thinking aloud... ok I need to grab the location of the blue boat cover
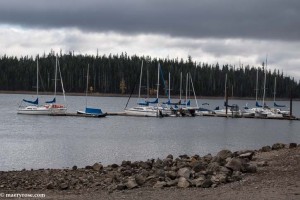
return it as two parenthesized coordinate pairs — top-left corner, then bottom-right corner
(256, 101), (263, 107)
(45, 97), (56, 104)
(23, 98), (39, 105)
(180, 100), (190, 106)
(85, 107), (103, 115)
(163, 99), (181, 105)
(274, 102), (286, 107)
(138, 98), (158, 106)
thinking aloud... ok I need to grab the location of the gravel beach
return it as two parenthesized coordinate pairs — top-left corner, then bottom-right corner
(0, 143), (299, 200)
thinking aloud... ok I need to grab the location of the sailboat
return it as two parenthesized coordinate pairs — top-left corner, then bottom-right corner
(18, 56), (68, 115)
(44, 55), (67, 114)
(124, 62), (162, 117)
(254, 58), (283, 118)
(213, 73), (241, 117)
(271, 77), (289, 116)
(77, 64), (107, 117)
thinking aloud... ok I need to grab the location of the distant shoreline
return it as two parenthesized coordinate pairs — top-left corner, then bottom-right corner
(0, 90), (297, 101)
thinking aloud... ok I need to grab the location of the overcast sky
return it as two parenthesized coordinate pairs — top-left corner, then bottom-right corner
(1, 0), (300, 79)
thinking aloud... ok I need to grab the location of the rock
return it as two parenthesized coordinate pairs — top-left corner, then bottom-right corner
(225, 158), (243, 171)
(46, 182), (54, 189)
(166, 179), (178, 187)
(153, 181), (167, 188)
(238, 152), (255, 160)
(165, 171), (177, 180)
(245, 164), (257, 173)
(207, 162), (221, 173)
(261, 146), (272, 152)
(60, 182), (69, 190)
(179, 154), (189, 159)
(135, 174), (146, 185)
(192, 162), (206, 173)
(121, 161), (131, 167)
(201, 179), (213, 188)
(126, 178), (138, 189)
(289, 143), (297, 148)
(177, 167), (191, 179)
(192, 176), (205, 187)
(216, 149), (233, 160)
(228, 171), (242, 182)
(72, 165), (78, 170)
(111, 164), (119, 168)
(177, 177), (190, 188)
(116, 184), (126, 190)
(166, 154), (174, 160)
(92, 163), (103, 171)
(272, 143), (286, 150)
(122, 170), (132, 176)
(211, 173), (227, 184)
(155, 169), (165, 177)
(87, 175), (94, 182)
(139, 161), (151, 169)
(12, 181), (18, 187)
(104, 178), (113, 184)
(257, 161), (268, 167)
(85, 165), (93, 169)
(203, 153), (213, 162)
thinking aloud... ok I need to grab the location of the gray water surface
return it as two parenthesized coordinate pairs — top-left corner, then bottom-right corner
(0, 93), (299, 171)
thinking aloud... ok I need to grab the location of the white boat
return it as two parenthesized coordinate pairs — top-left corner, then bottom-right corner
(214, 74), (242, 117)
(18, 55), (67, 115)
(125, 62), (162, 117)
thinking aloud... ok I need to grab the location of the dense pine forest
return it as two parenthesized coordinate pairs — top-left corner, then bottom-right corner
(0, 51), (299, 99)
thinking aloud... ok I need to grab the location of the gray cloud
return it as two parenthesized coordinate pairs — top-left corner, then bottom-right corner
(1, 0), (300, 41)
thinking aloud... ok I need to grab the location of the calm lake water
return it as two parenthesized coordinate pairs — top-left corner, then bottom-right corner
(0, 93), (300, 171)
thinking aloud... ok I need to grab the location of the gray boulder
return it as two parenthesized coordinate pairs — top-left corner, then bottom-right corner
(177, 167), (191, 179)
(177, 177), (190, 188)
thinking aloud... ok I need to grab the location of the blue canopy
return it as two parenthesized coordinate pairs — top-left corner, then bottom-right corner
(45, 97), (56, 104)
(274, 102), (286, 108)
(23, 98), (38, 105)
(85, 107), (103, 115)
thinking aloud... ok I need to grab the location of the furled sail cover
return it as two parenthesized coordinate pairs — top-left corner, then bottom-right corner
(23, 98), (39, 105)
(45, 97), (56, 104)
(274, 102), (286, 107)
(255, 101), (263, 107)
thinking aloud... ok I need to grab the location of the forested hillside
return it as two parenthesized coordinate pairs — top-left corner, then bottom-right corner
(0, 51), (299, 98)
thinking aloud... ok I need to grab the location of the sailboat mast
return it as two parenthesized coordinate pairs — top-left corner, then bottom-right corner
(54, 55), (58, 98)
(138, 61), (143, 100)
(190, 72), (198, 108)
(180, 72), (182, 101)
(37, 56), (39, 98)
(225, 73), (227, 102)
(156, 63), (160, 116)
(86, 64), (90, 108)
(157, 63), (160, 100)
(255, 69), (258, 102)
(262, 57), (267, 109)
(274, 77), (277, 103)
(185, 73), (188, 106)
(168, 72), (171, 100)
(147, 66), (149, 99)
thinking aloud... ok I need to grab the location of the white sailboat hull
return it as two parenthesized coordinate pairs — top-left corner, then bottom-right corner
(124, 106), (159, 117)
(17, 105), (67, 115)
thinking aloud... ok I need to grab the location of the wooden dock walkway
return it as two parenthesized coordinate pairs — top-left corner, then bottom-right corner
(48, 112), (300, 121)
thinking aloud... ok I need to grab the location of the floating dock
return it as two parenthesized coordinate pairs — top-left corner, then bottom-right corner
(49, 112), (300, 120)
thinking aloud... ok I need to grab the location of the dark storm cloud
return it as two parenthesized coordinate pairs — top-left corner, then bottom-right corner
(1, 0), (300, 40)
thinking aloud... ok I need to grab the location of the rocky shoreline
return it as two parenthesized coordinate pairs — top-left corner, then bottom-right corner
(0, 143), (299, 196)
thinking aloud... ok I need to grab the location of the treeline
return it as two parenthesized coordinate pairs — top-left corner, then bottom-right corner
(0, 51), (299, 99)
